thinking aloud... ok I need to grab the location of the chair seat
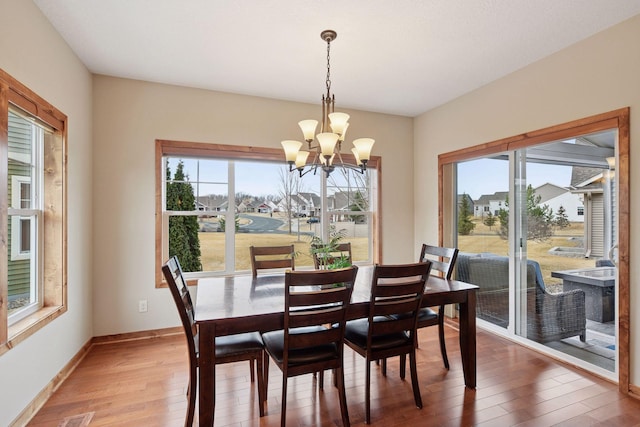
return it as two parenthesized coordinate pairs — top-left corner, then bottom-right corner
(417, 307), (438, 322)
(215, 332), (264, 357)
(345, 318), (410, 350)
(390, 307), (438, 322)
(263, 326), (338, 365)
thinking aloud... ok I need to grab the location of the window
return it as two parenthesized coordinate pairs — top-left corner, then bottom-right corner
(155, 140), (380, 285)
(578, 206), (585, 216)
(439, 108), (630, 388)
(10, 176), (33, 260)
(1, 69), (67, 353)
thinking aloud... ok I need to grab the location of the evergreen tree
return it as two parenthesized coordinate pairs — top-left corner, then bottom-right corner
(166, 161), (202, 272)
(458, 194), (476, 235)
(483, 211), (497, 230)
(498, 185), (554, 242)
(555, 205), (570, 228)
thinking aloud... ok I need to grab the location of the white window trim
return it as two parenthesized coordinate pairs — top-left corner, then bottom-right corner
(10, 175), (32, 261)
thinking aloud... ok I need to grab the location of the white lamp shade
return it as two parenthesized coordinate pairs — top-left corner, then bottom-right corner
(337, 123), (349, 141)
(295, 151), (310, 168)
(351, 147), (361, 166)
(298, 120), (318, 141)
(316, 132), (339, 157)
(281, 140), (303, 162)
(329, 112), (350, 136)
(352, 138), (375, 162)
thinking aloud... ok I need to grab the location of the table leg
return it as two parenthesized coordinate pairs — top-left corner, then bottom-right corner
(458, 289), (477, 388)
(199, 324), (215, 426)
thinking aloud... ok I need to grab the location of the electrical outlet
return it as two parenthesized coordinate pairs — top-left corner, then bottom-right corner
(138, 299), (148, 313)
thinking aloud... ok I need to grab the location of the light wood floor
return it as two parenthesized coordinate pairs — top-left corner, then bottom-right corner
(28, 325), (640, 427)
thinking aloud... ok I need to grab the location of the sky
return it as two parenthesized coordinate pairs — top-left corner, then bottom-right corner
(168, 155), (582, 202)
(457, 158), (574, 200)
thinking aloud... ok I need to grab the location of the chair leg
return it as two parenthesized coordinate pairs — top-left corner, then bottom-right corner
(438, 306), (450, 369)
(263, 351), (270, 403)
(381, 358), (387, 376)
(319, 370), (324, 389)
(399, 354), (406, 380)
(365, 360), (371, 424)
(337, 366), (351, 427)
(185, 366), (197, 427)
(249, 358), (255, 382)
(409, 350), (422, 409)
(256, 353), (265, 417)
(280, 375), (288, 427)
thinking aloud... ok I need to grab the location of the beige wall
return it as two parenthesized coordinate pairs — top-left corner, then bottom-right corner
(414, 15), (640, 388)
(0, 0), (94, 425)
(91, 76), (414, 336)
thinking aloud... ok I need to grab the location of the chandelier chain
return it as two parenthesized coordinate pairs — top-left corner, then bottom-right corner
(326, 37), (331, 95)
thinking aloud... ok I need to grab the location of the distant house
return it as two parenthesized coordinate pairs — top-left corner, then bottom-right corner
(196, 194), (228, 212)
(535, 182), (584, 223)
(570, 166), (612, 258)
(275, 192), (320, 217)
(472, 192), (506, 217)
(256, 200), (277, 214)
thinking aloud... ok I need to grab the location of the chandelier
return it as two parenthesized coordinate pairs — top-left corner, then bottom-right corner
(281, 30), (375, 176)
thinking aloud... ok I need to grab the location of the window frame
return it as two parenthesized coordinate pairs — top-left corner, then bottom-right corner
(155, 139), (382, 286)
(0, 68), (67, 355)
(10, 175), (34, 261)
(438, 108), (630, 394)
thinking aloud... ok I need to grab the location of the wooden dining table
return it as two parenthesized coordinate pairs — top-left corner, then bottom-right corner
(195, 265), (478, 426)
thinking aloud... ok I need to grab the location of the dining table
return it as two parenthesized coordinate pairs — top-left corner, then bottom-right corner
(194, 265), (478, 426)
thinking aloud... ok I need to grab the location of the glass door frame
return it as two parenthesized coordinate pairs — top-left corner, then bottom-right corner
(438, 108), (630, 393)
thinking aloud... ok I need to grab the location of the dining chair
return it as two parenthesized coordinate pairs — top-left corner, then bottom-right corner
(312, 242), (352, 269)
(250, 245), (295, 277)
(344, 262), (431, 424)
(261, 266), (358, 427)
(415, 244), (459, 369)
(162, 256), (267, 426)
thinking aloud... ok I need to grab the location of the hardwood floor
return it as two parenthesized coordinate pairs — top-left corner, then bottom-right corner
(28, 325), (640, 427)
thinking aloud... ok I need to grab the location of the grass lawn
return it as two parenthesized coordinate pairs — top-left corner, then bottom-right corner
(197, 214), (370, 273)
(459, 219), (594, 287)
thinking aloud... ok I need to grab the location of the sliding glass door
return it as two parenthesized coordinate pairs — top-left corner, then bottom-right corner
(452, 131), (618, 376)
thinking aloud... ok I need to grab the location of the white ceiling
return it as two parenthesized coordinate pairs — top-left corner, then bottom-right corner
(34, 0), (640, 117)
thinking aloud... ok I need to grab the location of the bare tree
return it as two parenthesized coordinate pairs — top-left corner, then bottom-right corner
(277, 167), (302, 234)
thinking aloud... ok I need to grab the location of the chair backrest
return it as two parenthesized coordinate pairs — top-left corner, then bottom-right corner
(250, 245), (295, 277)
(419, 244), (459, 279)
(367, 262), (431, 348)
(312, 242), (352, 269)
(283, 266), (358, 367)
(162, 256), (198, 361)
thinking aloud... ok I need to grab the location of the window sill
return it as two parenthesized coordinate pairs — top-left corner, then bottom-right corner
(1, 305), (66, 356)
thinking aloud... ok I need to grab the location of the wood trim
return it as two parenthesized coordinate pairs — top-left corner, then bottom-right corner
(438, 108), (631, 394)
(0, 69), (66, 132)
(2, 306), (66, 356)
(156, 139), (381, 168)
(12, 327), (182, 426)
(438, 109), (626, 164)
(630, 383), (640, 401)
(91, 326), (183, 345)
(0, 81), (8, 346)
(9, 338), (92, 427)
(617, 107), (631, 394)
(0, 68), (68, 352)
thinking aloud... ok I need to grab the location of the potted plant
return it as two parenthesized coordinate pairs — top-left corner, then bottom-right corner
(309, 227), (351, 270)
